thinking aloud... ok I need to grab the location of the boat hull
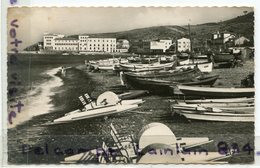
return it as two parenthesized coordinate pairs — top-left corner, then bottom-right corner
(124, 68), (199, 80)
(122, 74), (219, 95)
(178, 85), (255, 98)
(213, 53), (234, 63)
(53, 104), (139, 123)
(118, 62), (175, 72)
(176, 62), (213, 73)
(184, 97), (254, 104)
(175, 110), (254, 122)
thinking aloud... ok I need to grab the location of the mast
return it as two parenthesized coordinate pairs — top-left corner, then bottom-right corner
(188, 23), (194, 63)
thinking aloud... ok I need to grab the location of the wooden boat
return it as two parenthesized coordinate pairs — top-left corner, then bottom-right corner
(178, 85), (255, 98)
(118, 61), (175, 72)
(89, 58), (128, 71)
(173, 107), (254, 122)
(179, 59), (208, 65)
(174, 103), (254, 112)
(176, 62), (213, 73)
(127, 56), (158, 63)
(213, 61), (233, 68)
(184, 97), (254, 104)
(123, 68), (200, 80)
(122, 74), (219, 95)
(213, 53), (234, 63)
(177, 102), (254, 108)
(52, 91), (144, 124)
(118, 90), (149, 99)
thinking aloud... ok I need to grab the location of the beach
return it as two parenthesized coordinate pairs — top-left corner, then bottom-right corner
(7, 54), (254, 164)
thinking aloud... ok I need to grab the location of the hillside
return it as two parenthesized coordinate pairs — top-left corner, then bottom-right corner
(24, 12), (254, 51)
(70, 25), (189, 41)
(78, 12), (254, 42)
(187, 12), (254, 41)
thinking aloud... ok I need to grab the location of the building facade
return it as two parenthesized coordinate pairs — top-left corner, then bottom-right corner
(177, 37), (191, 52)
(150, 40), (173, 53)
(53, 37), (79, 51)
(43, 33), (65, 50)
(80, 36), (116, 52)
(43, 34), (117, 52)
(212, 31), (236, 44)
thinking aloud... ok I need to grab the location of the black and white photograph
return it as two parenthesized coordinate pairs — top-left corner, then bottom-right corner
(6, 6), (255, 164)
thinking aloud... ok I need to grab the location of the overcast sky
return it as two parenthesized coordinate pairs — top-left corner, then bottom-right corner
(7, 7), (253, 50)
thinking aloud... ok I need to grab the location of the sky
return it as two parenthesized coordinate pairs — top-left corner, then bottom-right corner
(7, 7), (253, 50)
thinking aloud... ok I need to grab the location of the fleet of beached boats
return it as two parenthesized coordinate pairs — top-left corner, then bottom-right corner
(52, 53), (254, 163)
(172, 97), (254, 122)
(83, 55), (254, 123)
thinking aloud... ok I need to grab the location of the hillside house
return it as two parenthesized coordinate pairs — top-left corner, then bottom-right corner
(211, 31), (236, 51)
(150, 39), (173, 53)
(177, 38), (191, 52)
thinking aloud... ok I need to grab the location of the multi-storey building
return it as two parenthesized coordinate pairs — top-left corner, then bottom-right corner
(177, 37), (191, 52)
(79, 35), (117, 52)
(53, 37), (79, 51)
(43, 33), (65, 50)
(43, 34), (117, 52)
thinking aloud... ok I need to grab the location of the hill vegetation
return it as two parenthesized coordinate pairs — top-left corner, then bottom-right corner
(24, 12), (254, 51)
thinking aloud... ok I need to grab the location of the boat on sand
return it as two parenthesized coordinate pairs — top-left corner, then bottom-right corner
(178, 85), (255, 98)
(173, 106), (254, 122)
(52, 91), (144, 124)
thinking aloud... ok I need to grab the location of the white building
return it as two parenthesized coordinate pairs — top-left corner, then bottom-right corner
(177, 38), (191, 52)
(212, 31), (236, 43)
(53, 37), (79, 51)
(116, 39), (130, 53)
(150, 39), (173, 53)
(43, 33), (65, 50)
(78, 35), (116, 52)
(43, 33), (117, 52)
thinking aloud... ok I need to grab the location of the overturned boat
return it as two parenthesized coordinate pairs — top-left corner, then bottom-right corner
(52, 91), (144, 124)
